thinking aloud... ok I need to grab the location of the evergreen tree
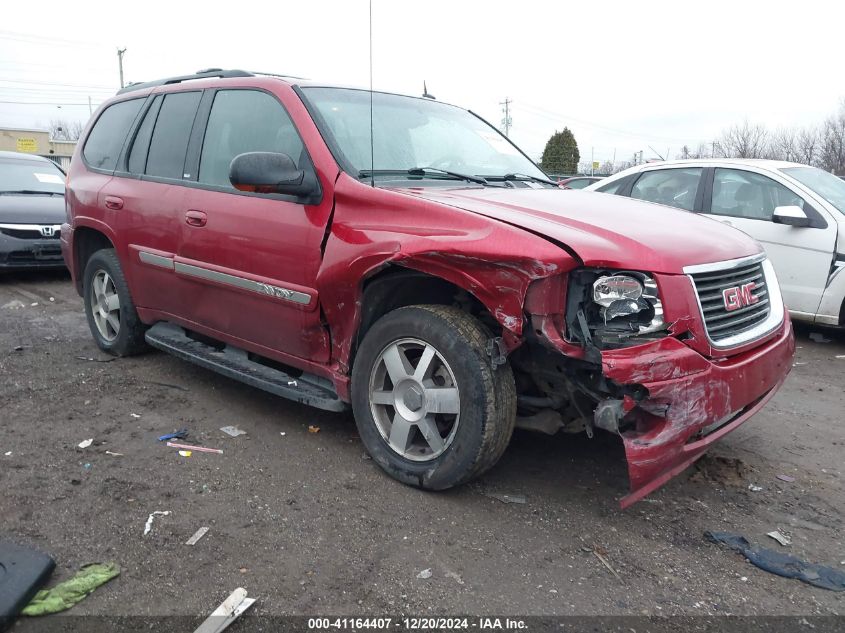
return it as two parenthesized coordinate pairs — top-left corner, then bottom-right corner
(541, 128), (580, 173)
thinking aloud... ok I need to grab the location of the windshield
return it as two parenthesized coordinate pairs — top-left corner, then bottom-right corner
(301, 87), (547, 181)
(0, 157), (65, 195)
(781, 166), (845, 216)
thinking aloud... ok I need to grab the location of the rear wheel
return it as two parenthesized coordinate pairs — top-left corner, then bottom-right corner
(351, 305), (516, 489)
(82, 248), (148, 356)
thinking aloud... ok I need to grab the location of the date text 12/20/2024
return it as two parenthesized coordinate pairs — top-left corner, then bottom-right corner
(308, 617), (528, 630)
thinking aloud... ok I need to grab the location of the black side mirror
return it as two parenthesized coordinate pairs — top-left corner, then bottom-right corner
(229, 152), (317, 198)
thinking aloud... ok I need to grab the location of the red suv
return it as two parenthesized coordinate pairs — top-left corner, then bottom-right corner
(62, 70), (794, 507)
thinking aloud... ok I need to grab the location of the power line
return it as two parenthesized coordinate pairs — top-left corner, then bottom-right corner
(516, 102), (700, 145)
(0, 77), (115, 90)
(0, 29), (105, 49)
(0, 99), (101, 106)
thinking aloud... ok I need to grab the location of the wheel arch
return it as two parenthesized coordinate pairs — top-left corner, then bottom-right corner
(72, 225), (115, 295)
(349, 265), (499, 371)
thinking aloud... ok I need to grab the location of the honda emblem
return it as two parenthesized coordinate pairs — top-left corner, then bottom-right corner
(39, 225), (55, 237)
(723, 282), (758, 312)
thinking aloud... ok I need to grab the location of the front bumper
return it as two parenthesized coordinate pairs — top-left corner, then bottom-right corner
(0, 232), (66, 270)
(600, 317), (794, 508)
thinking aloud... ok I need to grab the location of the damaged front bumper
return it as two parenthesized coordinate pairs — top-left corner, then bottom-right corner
(599, 317), (794, 508)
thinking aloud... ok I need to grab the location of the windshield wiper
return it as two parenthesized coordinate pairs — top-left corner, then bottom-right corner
(0, 189), (63, 196)
(358, 168), (488, 185)
(501, 173), (559, 186)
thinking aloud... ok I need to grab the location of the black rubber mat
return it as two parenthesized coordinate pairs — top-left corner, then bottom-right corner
(0, 540), (55, 631)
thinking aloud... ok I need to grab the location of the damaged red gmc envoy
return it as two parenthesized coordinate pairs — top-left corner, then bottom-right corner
(62, 70), (794, 507)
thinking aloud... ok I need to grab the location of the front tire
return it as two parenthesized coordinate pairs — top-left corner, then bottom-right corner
(351, 305), (516, 490)
(82, 248), (148, 356)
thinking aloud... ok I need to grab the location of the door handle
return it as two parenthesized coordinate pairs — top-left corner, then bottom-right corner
(104, 196), (124, 210)
(185, 210), (208, 227)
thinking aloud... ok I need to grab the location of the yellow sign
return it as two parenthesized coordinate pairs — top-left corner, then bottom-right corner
(16, 137), (38, 153)
(592, 161), (600, 170)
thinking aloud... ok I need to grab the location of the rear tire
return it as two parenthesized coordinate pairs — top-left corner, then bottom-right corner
(351, 305), (516, 490)
(82, 248), (148, 356)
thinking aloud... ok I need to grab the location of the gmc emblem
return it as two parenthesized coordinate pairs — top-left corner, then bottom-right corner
(723, 282), (758, 312)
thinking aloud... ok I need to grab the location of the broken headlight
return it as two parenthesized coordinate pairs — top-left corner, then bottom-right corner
(567, 269), (666, 349)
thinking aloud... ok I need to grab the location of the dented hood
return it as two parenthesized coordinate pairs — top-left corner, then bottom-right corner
(399, 187), (761, 274)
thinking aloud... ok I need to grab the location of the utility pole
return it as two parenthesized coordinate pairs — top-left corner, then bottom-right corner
(500, 97), (512, 137)
(117, 48), (127, 89)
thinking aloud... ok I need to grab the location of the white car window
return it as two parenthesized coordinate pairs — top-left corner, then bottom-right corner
(710, 168), (804, 221)
(630, 168), (701, 210)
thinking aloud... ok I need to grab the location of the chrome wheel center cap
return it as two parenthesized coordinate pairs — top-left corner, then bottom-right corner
(403, 384), (424, 412)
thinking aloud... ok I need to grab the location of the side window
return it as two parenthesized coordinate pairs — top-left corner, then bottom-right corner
(596, 177), (627, 194)
(630, 168), (702, 210)
(82, 98), (144, 171)
(199, 90), (305, 189)
(127, 96), (162, 174)
(710, 168), (805, 221)
(145, 91), (202, 179)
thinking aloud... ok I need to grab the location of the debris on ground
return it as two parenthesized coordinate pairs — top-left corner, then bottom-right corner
(105, 451), (123, 457)
(308, 425), (320, 434)
(767, 530), (792, 546)
(77, 439), (93, 449)
(22, 562), (120, 616)
(808, 333), (831, 343)
(130, 413), (141, 419)
(444, 570), (465, 585)
(186, 527), (210, 546)
(220, 426), (247, 438)
(179, 450), (192, 458)
(484, 492), (527, 504)
(4, 451), (11, 456)
(158, 429), (188, 442)
(591, 545), (623, 583)
(776, 474), (796, 482)
(143, 511), (171, 536)
(748, 483), (763, 492)
(166, 442), (222, 454)
(416, 568), (433, 579)
(836, 355), (845, 360)
(280, 432), (286, 437)
(706, 531), (845, 591)
(74, 356), (115, 363)
(192, 587), (256, 633)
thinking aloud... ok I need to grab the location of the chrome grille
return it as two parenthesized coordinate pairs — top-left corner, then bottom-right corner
(689, 260), (771, 342)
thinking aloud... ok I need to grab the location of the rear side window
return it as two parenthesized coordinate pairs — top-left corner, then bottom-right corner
(83, 98), (144, 171)
(127, 95), (162, 174)
(198, 89), (305, 188)
(630, 168), (702, 211)
(596, 177), (626, 194)
(145, 91), (201, 179)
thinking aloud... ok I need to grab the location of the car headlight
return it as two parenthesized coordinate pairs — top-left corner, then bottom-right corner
(567, 269), (666, 349)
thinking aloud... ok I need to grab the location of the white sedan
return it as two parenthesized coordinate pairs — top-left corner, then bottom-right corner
(585, 159), (845, 326)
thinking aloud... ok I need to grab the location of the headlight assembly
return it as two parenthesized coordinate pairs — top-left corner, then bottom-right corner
(567, 269), (666, 349)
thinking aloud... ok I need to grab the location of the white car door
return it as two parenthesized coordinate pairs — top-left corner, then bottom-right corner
(703, 167), (836, 318)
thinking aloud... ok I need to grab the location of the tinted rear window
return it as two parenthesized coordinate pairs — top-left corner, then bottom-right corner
(83, 98), (145, 171)
(145, 91), (201, 179)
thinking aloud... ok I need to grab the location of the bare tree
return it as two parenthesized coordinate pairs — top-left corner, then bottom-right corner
(48, 119), (84, 141)
(716, 120), (769, 158)
(768, 127), (799, 161)
(818, 104), (845, 175)
(795, 127), (819, 166)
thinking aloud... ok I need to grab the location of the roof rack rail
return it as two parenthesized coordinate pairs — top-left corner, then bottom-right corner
(117, 68), (254, 95)
(248, 70), (308, 80)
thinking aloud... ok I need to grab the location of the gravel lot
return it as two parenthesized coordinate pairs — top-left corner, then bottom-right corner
(1, 270), (843, 626)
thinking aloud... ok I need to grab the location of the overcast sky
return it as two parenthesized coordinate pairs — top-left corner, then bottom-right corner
(1, 0), (842, 164)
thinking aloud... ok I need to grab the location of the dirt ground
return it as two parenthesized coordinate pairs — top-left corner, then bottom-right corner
(1, 270), (843, 625)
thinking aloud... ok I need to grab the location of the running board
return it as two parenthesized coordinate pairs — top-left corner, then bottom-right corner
(144, 322), (347, 412)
